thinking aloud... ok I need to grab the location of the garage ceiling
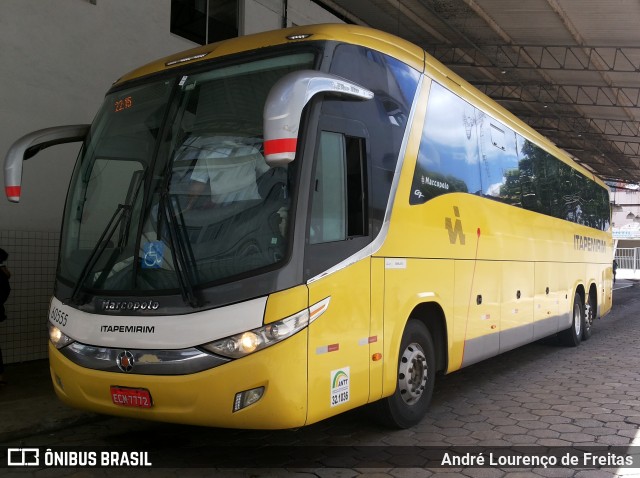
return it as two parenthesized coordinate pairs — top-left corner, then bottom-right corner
(315, 0), (640, 184)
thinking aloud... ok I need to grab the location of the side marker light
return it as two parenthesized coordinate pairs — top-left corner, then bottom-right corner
(286, 34), (312, 40)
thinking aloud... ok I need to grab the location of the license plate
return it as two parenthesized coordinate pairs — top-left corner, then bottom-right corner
(110, 386), (152, 408)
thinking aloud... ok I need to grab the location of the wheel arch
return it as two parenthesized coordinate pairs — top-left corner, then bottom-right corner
(588, 281), (598, 312)
(574, 282), (586, 304)
(407, 301), (448, 374)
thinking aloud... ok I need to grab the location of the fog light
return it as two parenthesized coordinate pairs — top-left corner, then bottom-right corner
(233, 387), (265, 412)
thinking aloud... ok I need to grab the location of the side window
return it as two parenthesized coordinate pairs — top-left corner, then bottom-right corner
(542, 147), (572, 218)
(583, 181), (611, 231)
(411, 82), (482, 205)
(326, 44), (419, 235)
(510, 134), (540, 211)
(310, 132), (367, 244)
(478, 116), (519, 202)
(514, 135), (610, 231)
(407, 82), (610, 231)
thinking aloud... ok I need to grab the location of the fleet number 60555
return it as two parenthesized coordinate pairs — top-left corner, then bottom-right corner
(50, 307), (68, 327)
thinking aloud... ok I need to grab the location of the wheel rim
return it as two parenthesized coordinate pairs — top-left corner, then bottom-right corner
(585, 298), (594, 332)
(398, 342), (428, 405)
(573, 302), (582, 337)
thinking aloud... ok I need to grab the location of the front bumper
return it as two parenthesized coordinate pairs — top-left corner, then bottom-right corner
(48, 330), (308, 429)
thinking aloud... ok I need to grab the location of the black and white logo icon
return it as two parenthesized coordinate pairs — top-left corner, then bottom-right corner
(8, 448), (40, 466)
(116, 350), (135, 372)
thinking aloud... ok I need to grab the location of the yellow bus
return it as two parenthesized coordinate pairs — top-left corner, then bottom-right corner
(4, 24), (612, 429)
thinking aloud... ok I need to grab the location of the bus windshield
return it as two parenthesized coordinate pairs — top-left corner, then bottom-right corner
(59, 52), (315, 297)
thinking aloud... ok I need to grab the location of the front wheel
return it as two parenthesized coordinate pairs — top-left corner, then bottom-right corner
(559, 293), (584, 347)
(375, 320), (436, 428)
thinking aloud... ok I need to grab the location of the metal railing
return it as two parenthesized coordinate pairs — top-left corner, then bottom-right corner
(615, 247), (640, 272)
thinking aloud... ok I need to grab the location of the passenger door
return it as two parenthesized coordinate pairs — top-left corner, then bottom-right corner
(304, 118), (373, 424)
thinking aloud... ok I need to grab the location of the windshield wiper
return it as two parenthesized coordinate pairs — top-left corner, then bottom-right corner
(159, 191), (201, 307)
(66, 203), (131, 305)
(68, 166), (152, 302)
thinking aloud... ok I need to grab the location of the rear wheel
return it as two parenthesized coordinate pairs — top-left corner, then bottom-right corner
(583, 292), (596, 341)
(559, 293), (584, 347)
(375, 320), (435, 428)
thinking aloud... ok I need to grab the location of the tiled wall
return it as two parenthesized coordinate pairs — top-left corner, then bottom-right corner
(0, 230), (59, 364)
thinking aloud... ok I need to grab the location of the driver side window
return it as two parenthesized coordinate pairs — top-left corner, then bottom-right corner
(310, 131), (367, 244)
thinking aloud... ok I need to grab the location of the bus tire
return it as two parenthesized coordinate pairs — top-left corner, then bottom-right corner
(583, 292), (595, 341)
(376, 320), (435, 429)
(559, 293), (583, 347)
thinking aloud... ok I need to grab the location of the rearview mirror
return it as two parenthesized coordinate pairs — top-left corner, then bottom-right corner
(263, 70), (373, 166)
(4, 124), (90, 202)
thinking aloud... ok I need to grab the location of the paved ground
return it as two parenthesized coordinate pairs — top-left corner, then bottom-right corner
(0, 280), (639, 476)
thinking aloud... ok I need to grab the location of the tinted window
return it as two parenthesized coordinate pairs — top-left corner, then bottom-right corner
(326, 45), (420, 235)
(310, 132), (367, 244)
(410, 82), (610, 231)
(515, 136), (610, 230)
(478, 116), (519, 201)
(411, 82), (481, 204)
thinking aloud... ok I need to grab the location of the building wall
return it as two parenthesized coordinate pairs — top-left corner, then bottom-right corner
(0, 0), (195, 364)
(242, 0), (342, 34)
(612, 188), (640, 229)
(611, 187), (640, 272)
(0, 0), (341, 364)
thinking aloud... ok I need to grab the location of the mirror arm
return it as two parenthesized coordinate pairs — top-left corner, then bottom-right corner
(263, 70), (373, 166)
(4, 124), (90, 202)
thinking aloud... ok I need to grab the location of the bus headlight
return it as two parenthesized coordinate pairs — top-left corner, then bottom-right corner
(48, 322), (75, 349)
(201, 309), (310, 359)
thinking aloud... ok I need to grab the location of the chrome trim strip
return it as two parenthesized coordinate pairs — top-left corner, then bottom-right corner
(557, 310), (572, 330)
(307, 74), (426, 284)
(462, 314), (566, 368)
(51, 295), (267, 350)
(60, 342), (230, 375)
(500, 322), (534, 353)
(165, 53), (209, 66)
(461, 332), (499, 368)
(533, 313), (560, 339)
